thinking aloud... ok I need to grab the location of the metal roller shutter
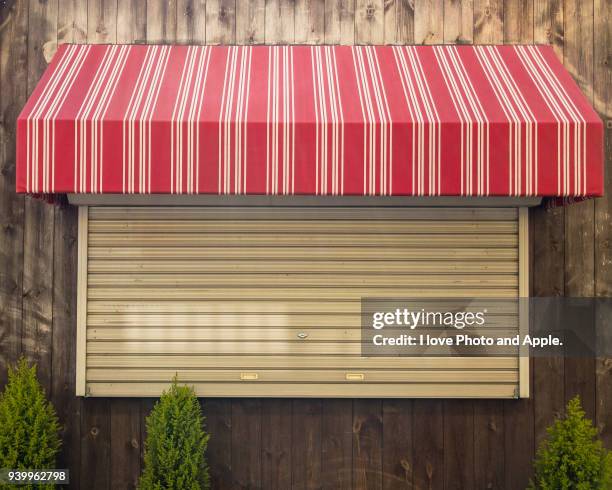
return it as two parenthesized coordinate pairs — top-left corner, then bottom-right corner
(77, 206), (528, 398)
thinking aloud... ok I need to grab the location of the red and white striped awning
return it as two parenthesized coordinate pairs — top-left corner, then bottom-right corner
(17, 44), (603, 198)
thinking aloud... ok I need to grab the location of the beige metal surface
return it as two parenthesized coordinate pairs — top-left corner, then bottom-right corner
(79, 205), (527, 398)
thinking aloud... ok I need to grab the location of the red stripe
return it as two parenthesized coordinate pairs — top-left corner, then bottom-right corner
(16, 44), (603, 198)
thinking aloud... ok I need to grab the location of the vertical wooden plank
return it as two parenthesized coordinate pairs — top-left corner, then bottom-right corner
(82, 5), (115, 487)
(202, 399), (232, 490)
(265, 0), (295, 43)
(382, 400), (412, 490)
(532, 206), (565, 445)
(231, 399), (262, 489)
(504, 398), (534, 489)
(532, 0), (565, 451)
(564, 0), (596, 419)
(353, 400), (382, 490)
(534, 0), (563, 52)
(593, 0), (612, 450)
(443, 0), (474, 44)
(503, 0), (533, 42)
(444, 400), (474, 490)
(53, 4), (85, 487)
(236, 0), (265, 44)
(261, 399), (292, 489)
(22, 0), (58, 394)
(474, 401), (504, 489)
(110, 400), (141, 490)
(292, 400), (322, 489)
(473, 0), (502, 43)
(177, 0), (206, 43)
(206, 0), (236, 44)
(500, 4), (536, 485)
(414, 0), (444, 44)
(295, 0), (325, 43)
(57, 0), (88, 45)
(87, 0), (117, 43)
(321, 399), (352, 490)
(383, 0), (414, 44)
(412, 400), (443, 490)
(52, 204), (82, 488)
(117, 0), (147, 44)
(355, 0), (384, 44)
(146, 0), (177, 43)
(0, 0), (27, 386)
(324, 0), (355, 44)
(81, 399), (111, 490)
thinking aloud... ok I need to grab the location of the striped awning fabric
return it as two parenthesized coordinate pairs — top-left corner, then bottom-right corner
(17, 44), (603, 197)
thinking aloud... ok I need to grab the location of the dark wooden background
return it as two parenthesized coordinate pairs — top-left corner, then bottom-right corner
(0, 0), (609, 488)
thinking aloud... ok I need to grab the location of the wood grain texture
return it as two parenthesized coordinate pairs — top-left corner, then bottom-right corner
(444, 400), (475, 489)
(110, 399), (141, 489)
(355, 0), (384, 44)
(412, 400), (443, 490)
(381, 400), (412, 490)
(81, 399), (111, 490)
(593, 0), (611, 450)
(295, 0), (325, 43)
(534, 0), (563, 52)
(0, 0), (26, 386)
(146, 0), (177, 42)
(265, 0), (295, 43)
(383, 0), (414, 44)
(0, 1), (609, 488)
(474, 400), (505, 489)
(352, 400), (382, 490)
(504, 0), (533, 42)
(325, 0), (355, 44)
(321, 399), (353, 490)
(444, 0), (473, 43)
(532, 205), (566, 446)
(22, 0), (58, 392)
(473, 0), (503, 43)
(415, 0), (444, 44)
(231, 399), (262, 488)
(206, 0), (235, 44)
(52, 205), (81, 489)
(261, 399), (292, 489)
(202, 399), (232, 489)
(564, 0), (596, 421)
(292, 400), (322, 489)
(236, 0), (265, 44)
(177, 0), (206, 43)
(117, 0), (147, 43)
(87, 0), (117, 43)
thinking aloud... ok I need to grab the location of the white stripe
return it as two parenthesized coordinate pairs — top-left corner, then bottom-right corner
(330, 49), (345, 195)
(28, 45), (80, 192)
(351, 48), (368, 195)
(529, 46), (586, 195)
(370, 47), (393, 196)
(43, 45), (90, 192)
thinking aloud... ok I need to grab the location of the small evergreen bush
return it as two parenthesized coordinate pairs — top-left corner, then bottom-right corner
(529, 395), (612, 490)
(0, 358), (61, 489)
(139, 379), (210, 490)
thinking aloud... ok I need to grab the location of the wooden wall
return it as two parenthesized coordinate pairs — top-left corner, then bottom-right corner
(0, 0), (609, 488)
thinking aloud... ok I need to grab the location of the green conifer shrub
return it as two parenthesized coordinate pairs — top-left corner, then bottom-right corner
(529, 395), (612, 489)
(0, 358), (61, 489)
(139, 379), (210, 490)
